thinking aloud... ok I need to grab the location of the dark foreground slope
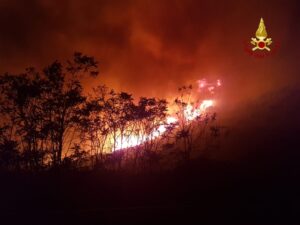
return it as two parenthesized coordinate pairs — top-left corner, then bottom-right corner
(1, 155), (300, 225)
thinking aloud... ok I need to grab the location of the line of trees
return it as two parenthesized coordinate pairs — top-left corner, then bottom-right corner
(0, 53), (220, 172)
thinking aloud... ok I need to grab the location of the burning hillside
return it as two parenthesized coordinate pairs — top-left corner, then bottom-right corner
(0, 53), (222, 171)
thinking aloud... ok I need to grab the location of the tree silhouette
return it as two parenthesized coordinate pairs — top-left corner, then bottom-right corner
(79, 85), (110, 168)
(131, 97), (167, 169)
(0, 126), (19, 170)
(170, 85), (216, 162)
(41, 53), (98, 166)
(0, 68), (47, 170)
(0, 53), (220, 172)
(0, 52), (99, 169)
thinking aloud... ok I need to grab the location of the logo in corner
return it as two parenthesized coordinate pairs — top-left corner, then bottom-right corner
(251, 18), (272, 51)
(244, 17), (279, 58)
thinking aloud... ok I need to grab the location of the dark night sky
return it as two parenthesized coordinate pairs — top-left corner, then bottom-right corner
(0, 0), (300, 160)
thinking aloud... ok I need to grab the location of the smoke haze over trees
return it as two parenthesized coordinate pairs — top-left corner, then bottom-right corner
(0, 53), (219, 171)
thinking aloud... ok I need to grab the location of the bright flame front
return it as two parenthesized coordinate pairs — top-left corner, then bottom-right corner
(113, 99), (214, 151)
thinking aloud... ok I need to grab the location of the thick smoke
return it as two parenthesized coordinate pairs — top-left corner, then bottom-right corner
(0, 0), (300, 160)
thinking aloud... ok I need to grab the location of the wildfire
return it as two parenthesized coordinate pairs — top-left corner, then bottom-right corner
(104, 79), (221, 151)
(113, 99), (214, 151)
(184, 100), (214, 121)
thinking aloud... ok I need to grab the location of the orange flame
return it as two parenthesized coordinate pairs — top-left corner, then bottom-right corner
(112, 99), (214, 151)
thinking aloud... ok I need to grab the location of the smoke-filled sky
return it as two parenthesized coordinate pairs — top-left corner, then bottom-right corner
(0, 0), (299, 96)
(0, 0), (300, 159)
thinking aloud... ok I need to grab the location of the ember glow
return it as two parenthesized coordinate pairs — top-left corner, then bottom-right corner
(197, 79), (222, 95)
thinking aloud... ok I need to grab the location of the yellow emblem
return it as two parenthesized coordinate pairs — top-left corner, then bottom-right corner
(251, 18), (272, 51)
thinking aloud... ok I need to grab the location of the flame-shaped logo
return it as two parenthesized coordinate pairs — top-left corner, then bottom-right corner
(251, 18), (272, 51)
